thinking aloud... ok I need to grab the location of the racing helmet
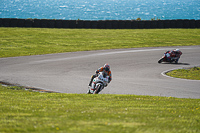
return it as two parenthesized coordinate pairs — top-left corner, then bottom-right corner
(104, 63), (110, 71)
(175, 49), (180, 52)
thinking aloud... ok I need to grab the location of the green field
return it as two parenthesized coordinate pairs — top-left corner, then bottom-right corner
(0, 86), (200, 133)
(0, 28), (199, 57)
(0, 28), (200, 132)
(166, 67), (200, 80)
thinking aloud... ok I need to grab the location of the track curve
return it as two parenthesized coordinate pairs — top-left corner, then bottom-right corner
(0, 46), (200, 98)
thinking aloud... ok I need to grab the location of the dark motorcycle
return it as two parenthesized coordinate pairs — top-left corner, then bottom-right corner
(158, 50), (182, 64)
(158, 55), (179, 64)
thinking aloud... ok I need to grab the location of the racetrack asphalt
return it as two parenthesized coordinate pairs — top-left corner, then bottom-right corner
(0, 46), (200, 98)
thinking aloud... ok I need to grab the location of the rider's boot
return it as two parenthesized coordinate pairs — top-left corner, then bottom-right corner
(175, 58), (179, 64)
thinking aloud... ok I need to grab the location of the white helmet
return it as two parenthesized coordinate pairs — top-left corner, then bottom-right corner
(175, 49), (180, 52)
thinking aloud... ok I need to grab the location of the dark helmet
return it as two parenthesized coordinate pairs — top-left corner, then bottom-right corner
(104, 63), (110, 71)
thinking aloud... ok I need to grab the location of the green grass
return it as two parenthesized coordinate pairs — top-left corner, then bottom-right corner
(166, 67), (200, 80)
(0, 85), (200, 133)
(1, 28), (200, 132)
(0, 28), (200, 58)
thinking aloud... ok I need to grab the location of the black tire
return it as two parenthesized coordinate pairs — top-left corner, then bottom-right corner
(94, 84), (103, 94)
(158, 58), (164, 63)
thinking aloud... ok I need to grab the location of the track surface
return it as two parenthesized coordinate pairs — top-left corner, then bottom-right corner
(0, 46), (200, 98)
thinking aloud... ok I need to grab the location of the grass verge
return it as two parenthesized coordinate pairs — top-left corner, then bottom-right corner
(0, 85), (200, 133)
(0, 28), (200, 58)
(166, 67), (200, 80)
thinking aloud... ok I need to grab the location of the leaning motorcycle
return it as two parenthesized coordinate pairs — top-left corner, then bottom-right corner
(87, 72), (109, 94)
(158, 54), (179, 64)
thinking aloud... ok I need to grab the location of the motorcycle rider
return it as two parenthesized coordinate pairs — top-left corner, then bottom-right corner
(164, 49), (182, 63)
(164, 50), (171, 62)
(88, 63), (112, 87)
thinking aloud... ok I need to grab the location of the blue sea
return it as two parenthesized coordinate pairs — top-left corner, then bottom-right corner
(1, 0), (200, 20)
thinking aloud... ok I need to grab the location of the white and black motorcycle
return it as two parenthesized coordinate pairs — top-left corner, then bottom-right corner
(87, 72), (109, 94)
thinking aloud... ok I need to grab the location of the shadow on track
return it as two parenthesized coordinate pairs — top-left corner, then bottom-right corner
(159, 62), (190, 65)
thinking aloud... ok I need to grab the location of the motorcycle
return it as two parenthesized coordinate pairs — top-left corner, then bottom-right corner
(87, 72), (109, 94)
(158, 52), (180, 64)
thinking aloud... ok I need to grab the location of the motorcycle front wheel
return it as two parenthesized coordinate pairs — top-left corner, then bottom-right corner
(94, 84), (103, 94)
(158, 58), (164, 63)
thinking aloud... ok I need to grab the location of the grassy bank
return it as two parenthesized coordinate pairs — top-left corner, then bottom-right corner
(0, 28), (200, 58)
(166, 67), (200, 80)
(0, 85), (200, 133)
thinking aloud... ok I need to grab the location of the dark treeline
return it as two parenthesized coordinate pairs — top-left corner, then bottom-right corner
(0, 18), (199, 29)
